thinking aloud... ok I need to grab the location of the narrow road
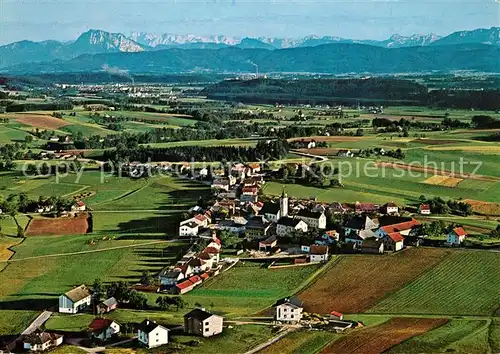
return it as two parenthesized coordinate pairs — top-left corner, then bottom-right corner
(289, 149), (329, 162)
(244, 327), (296, 354)
(8, 240), (180, 263)
(21, 311), (53, 335)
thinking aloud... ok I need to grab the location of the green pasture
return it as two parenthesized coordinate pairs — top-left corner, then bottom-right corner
(184, 262), (320, 317)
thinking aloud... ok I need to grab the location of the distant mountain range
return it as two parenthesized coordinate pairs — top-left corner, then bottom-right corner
(0, 27), (498, 72)
(6, 43), (499, 75)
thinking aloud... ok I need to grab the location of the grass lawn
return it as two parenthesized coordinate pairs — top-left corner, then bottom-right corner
(0, 215), (31, 237)
(171, 324), (274, 354)
(0, 310), (39, 335)
(369, 250), (500, 316)
(184, 262), (321, 317)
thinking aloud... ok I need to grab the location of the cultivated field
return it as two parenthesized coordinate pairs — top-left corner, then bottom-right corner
(464, 199), (500, 216)
(424, 175), (463, 187)
(15, 114), (70, 129)
(26, 214), (89, 236)
(369, 251), (500, 316)
(298, 248), (450, 314)
(319, 318), (447, 354)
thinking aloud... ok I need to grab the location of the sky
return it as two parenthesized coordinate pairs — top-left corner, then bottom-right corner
(0, 0), (499, 44)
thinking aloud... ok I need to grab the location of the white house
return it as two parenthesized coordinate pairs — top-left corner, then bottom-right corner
(179, 221), (200, 237)
(138, 320), (169, 349)
(184, 308), (224, 337)
(276, 217), (308, 237)
(296, 210), (327, 229)
(447, 227), (468, 245)
(382, 232), (405, 252)
(59, 285), (92, 314)
(71, 201), (86, 212)
(273, 297), (303, 323)
(309, 245), (329, 263)
(23, 333), (63, 352)
(383, 202), (399, 215)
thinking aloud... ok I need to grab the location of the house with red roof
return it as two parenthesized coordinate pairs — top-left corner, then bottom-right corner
(419, 204), (431, 215)
(447, 227), (468, 245)
(176, 279), (196, 294)
(382, 232), (405, 252)
(376, 218), (421, 239)
(330, 311), (344, 320)
(72, 200), (86, 212)
(88, 318), (121, 341)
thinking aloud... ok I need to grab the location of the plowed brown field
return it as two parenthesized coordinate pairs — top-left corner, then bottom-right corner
(26, 214), (89, 236)
(15, 114), (69, 129)
(298, 248), (449, 314)
(320, 318), (447, 354)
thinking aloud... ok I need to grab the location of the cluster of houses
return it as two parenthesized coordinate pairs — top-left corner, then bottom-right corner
(21, 283), (227, 352)
(180, 163), (469, 259)
(159, 236), (223, 294)
(23, 307), (223, 351)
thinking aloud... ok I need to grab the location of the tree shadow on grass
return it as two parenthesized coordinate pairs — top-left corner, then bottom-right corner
(0, 297), (55, 311)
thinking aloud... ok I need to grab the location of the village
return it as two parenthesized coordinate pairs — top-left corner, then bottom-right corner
(6, 160), (475, 353)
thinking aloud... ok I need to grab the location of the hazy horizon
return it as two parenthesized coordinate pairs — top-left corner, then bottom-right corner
(1, 0), (499, 45)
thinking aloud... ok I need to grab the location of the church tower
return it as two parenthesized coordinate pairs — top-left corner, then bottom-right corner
(280, 187), (288, 217)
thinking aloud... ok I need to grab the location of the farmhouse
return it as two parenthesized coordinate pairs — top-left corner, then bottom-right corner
(184, 309), (224, 337)
(383, 202), (399, 215)
(296, 210), (327, 229)
(211, 178), (230, 191)
(376, 218), (421, 238)
(259, 235), (278, 251)
(309, 245), (329, 263)
(59, 284), (92, 314)
(382, 232), (405, 252)
(419, 203), (431, 215)
(23, 333), (63, 352)
(138, 320), (169, 349)
(97, 297), (118, 314)
(176, 279), (196, 294)
(88, 318), (121, 341)
(361, 238), (384, 254)
(447, 227), (468, 245)
(354, 202), (379, 214)
(179, 221), (200, 237)
(72, 201), (86, 212)
(276, 217), (308, 237)
(273, 297), (304, 324)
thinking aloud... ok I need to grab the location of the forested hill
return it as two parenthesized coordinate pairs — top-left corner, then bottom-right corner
(203, 78), (427, 103)
(5, 43), (500, 74)
(202, 78), (500, 109)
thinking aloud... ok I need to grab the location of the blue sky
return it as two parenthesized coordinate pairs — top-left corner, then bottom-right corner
(1, 0), (498, 44)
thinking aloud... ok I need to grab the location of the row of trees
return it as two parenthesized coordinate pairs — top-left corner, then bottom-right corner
(420, 196), (473, 217)
(102, 139), (289, 164)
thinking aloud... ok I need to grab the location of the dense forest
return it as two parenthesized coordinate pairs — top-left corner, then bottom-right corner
(203, 78), (500, 109)
(101, 139), (289, 163)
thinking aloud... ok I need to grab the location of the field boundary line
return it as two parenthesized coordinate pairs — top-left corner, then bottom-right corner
(7, 240), (176, 263)
(62, 185), (90, 198)
(443, 318), (491, 353)
(91, 179), (150, 206)
(365, 248), (454, 312)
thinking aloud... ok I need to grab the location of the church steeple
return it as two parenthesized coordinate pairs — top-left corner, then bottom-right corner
(280, 186), (288, 217)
